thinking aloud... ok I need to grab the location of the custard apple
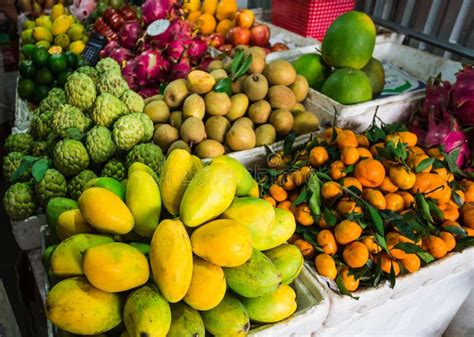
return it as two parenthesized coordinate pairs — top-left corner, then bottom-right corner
(65, 72), (97, 110)
(96, 57), (121, 75)
(37, 88), (66, 114)
(129, 113), (154, 142)
(35, 169), (67, 207)
(112, 114), (144, 151)
(53, 139), (90, 176)
(76, 66), (98, 82)
(45, 134), (60, 157)
(68, 169), (97, 200)
(101, 159), (126, 181)
(30, 110), (53, 140)
(85, 125), (116, 163)
(97, 71), (129, 97)
(32, 141), (48, 157)
(3, 152), (30, 182)
(91, 93), (127, 127)
(5, 133), (33, 154)
(52, 104), (87, 138)
(125, 143), (164, 173)
(83, 115), (93, 131)
(121, 90), (145, 113)
(3, 182), (38, 220)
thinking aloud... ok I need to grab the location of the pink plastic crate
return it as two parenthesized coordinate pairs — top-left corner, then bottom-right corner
(271, 0), (355, 41)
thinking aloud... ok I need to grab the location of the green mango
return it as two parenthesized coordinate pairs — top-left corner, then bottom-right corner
(241, 284), (297, 323)
(212, 155), (254, 196)
(128, 162), (160, 183)
(264, 244), (303, 285)
(84, 177), (126, 200)
(129, 243), (150, 257)
(256, 207), (296, 251)
(167, 302), (205, 337)
(201, 293), (250, 337)
(46, 197), (78, 240)
(223, 249), (282, 298)
(42, 244), (57, 270)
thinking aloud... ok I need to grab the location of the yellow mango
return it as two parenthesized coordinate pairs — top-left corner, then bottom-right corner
(51, 3), (65, 21)
(57, 209), (93, 240)
(84, 177), (125, 200)
(241, 284), (297, 323)
(180, 162), (236, 227)
(191, 155), (204, 170)
(51, 234), (113, 277)
(212, 155), (254, 196)
(46, 277), (122, 335)
(191, 219), (253, 267)
(83, 242), (149, 292)
(35, 15), (52, 29)
(248, 179), (260, 198)
(67, 23), (85, 41)
(256, 207), (296, 251)
(128, 162), (159, 184)
(124, 284), (171, 337)
(184, 257), (226, 310)
(79, 187), (134, 235)
(221, 197), (275, 250)
(68, 40), (85, 54)
(126, 171), (161, 237)
(264, 244), (303, 285)
(52, 15), (73, 35)
(168, 302), (205, 337)
(201, 293), (250, 337)
(33, 26), (53, 43)
(160, 149), (196, 215)
(150, 219), (193, 303)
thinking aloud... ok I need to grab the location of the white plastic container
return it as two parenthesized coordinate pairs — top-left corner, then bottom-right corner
(11, 214), (46, 250)
(376, 26), (405, 44)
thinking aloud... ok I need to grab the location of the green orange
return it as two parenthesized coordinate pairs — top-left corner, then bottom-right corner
(321, 68), (372, 105)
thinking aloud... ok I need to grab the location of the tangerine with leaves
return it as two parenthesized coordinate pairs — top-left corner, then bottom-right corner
(315, 253), (337, 279)
(356, 134), (370, 148)
(354, 159), (385, 188)
(329, 161), (347, 180)
(317, 230), (338, 255)
(341, 146), (360, 165)
(334, 220), (362, 245)
(336, 130), (358, 149)
(389, 166), (416, 190)
(396, 131), (417, 147)
(294, 239), (316, 258)
(321, 181), (343, 200)
(357, 147), (373, 159)
(341, 267), (360, 292)
(309, 146), (329, 167)
(439, 232), (456, 252)
(342, 177), (363, 192)
(361, 236), (381, 254)
(424, 236), (448, 259)
(343, 241), (369, 268)
(378, 252), (400, 276)
(401, 254), (420, 273)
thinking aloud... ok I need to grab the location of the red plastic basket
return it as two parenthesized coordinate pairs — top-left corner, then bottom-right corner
(271, 0), (355, 41)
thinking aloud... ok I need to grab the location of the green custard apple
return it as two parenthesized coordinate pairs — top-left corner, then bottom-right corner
(3, 152), (30, 182)
(37, 88), (66, 114)
(30, 110), (53, 140)
(91, 93), (127, 127)
(76, 66), (98, 83)
(85, 125), (116, 163)
(101, 158), (126, 181)
(5, 133), (33, 154)
(95, 57), (121, 75)
(3, 182), (38, 220)
(112, 114), (144, 151)
(53, 139), (90, 176)
(121, 90), (145, 113)
(125, 143), (164, 173)
(35, 168), (68, 207)
(31, 141), (48, 157)
(52, 104), (87, 138)
(65, 72), (97, 110)
(67, 169), (97, 200)
(97, 71), (129, 97)
(129, 113), (154, 142)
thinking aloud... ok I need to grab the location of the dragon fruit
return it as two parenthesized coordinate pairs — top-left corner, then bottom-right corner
(139, 87), (160, 98)
(167, 39), (189, 63)
(120, 21), (143, 50)
(421, 77), (451, 119)
(122, 60), (139, 91)
(169, 56), (192, 80)
(141, 0), (170, 25)
(188, 37), (208, 65)
(135, 50), (170, 86)
(451, 65), (474, 125)
(108, 47), (134, 65)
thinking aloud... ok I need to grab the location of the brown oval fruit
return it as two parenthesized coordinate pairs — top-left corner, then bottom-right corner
(292, 111), (319, 136)
(205, 116), (231, 143)
(244, 74), (268, 101)
(187, 70), (216, 94)
(268, 85), (296, 110)
(164, 79), (189, 108)
(255, 124), (276, 146)
(205, 91), (232, 116)
(183, 94), (206, 120)
(195, 140), (226, 158)
(226, 125), (256, 151)
(208, 60), (224, 72)
(248, 100), (271, 124)
(263, 60), (297, 86)
(169, 111), (183, 129)
(270, 109), (294, 135)
(180, 116), (207, 143)
(233, 117), (254, 129)
(144, 100), (170, 123)
(210, 69), (228, 82)
(154, 124), (180, 151)
(167, 140), (191, 154)
(226, 94), (249, 121)
(247, 54), (265, 74)
(290, 75), (309, 102)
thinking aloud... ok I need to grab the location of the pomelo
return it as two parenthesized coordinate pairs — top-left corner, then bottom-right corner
(321, 11), (376, 69)
(292, 54), (331, 90)
(321, 68), (372, 105)
(362, 58), (385, 96)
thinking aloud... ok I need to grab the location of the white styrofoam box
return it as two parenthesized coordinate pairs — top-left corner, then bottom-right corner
(444, 289), (474, 337)
(302, 42), (462, 132)
(11, 213), (46, 250)
(13, 76), (32, 134)
(307, 247), (474, 336)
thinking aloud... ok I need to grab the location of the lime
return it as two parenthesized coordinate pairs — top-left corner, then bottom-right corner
(32, 85), (50, 104)
(361, 58), (385, 96)
(321, 68), (373, 105)
(19, 60), (37, 79)
(36, 67), (54, 85)
(292, 54), (332, 90)
(48, 54), (67, 74)
(63, 51), (78, 69)
(57, 70), (72, 86)
(76, 55), (89, 67)
(54, 34), (70, 50)
(31, 47), (50, 66)
(22, 20), (35, 30)
(21, 44), (35, 59)
(18, 78), (35, 99)
(35, 40), (51, 50)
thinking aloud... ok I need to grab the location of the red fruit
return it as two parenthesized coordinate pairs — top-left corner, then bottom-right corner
(250, 24), (270, 47)
(94, 18), (109, 33)
(188, 37), (208, 64)
(118, 4), (137, 21)
(228, 27), (251, 46)
(271, 42), (289, 52)
(208, 33), (225, 49)
(452, 65), (474, 125)
(119, 21), (142, 49)
(141, 0), (170, 25)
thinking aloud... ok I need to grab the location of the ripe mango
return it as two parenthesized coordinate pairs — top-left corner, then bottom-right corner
(84, 177), (125, 200)
(221, 197), (275, 250)
(201, 293), (250, 337)
(264, 244), (303, 284)
(46, 197), (78, 240)
(168, 302), (205, 337)
(51, 234), (113, 277)
(33, 26), (53, 43)
(124, 284), (171, 337)
(212, 155), (254, 196)
(51, 3), (65, 21)
(57, 209), (93, 240)
(184, 257), (226, 310)
(128, 162), (159, 184)
(241, 284), (297, 323)
(67, 23), (85, 41)
(35, 15), (52, 29)
(160, 149), (196, 215)
(223, 249), (282, 298)
(52, 15), (73, 35)
(180, 162), (236, 227)
(46, 277), (122, 335)
(126, 170), (161, 237)
(191, 155), (204, 170)
(79, 187), (134, 235)
(83, 242), (149, 292)
(68, 40), (85, 55)
(248, 179), (260, 198)
(257, 207), (296, 250)
(150, 219), (193, 303)
(191, 219), (253, 267)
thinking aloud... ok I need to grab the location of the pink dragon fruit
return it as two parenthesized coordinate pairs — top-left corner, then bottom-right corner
(102, 40), (120, 56)
(139, 87), (160, 98)
(120, 21), (143, 50)
(198, 56), (214, 71)
(108, 47), (134, 65)
(141, 0), (170, 25)
(421, 77), (451, 119)
(168, 19), (192, 41)
(135, 50), (170, 86)
(122, 60), (139, 91)
(169, 56), (192, 80)
(451, 65), (474, 125)
(188, 37), (208, 65)
(167, 39), (189, 63)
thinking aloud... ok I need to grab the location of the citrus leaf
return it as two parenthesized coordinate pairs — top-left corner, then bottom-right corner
(455, 236), (474, 251)
(417, 251), (435, 264)
(444, 148), (465, 177)
(293, 186), (308, 206)
(213, 77), (232, 96)
(316, 171), (332, 181)
(375, 232), (388, 251)
(234, 53), (253, 79)
(451, 191), (463, 208)
(230, 48), (244, 75)
(367, 204), (384, 236)
(335, 274), (359, 299)
(32, 158), (51, 182)
(443, 225), (467, 237)
(302, 232), (318, 247)
(342, 165), (354, 174)
(308, 172), (321, 217)
(415, 194), (433, 223)
(283, 133), (296, 155)
(393, 242), (424, 254)
(388, 262), (397, 288)
(10, 155), (39, 183)
(323, 208), (337, 228)
(415, 157), (435, 173)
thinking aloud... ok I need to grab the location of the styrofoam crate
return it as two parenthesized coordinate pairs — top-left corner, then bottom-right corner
(11, 213), (46, 250)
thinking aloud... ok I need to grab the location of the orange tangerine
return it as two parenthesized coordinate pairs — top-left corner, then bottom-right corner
(380, 176), (399, 193)
(341, 267), (360, 291)
(385, 193), (405, 212)
(321, 181), (343, 200)
(309, 146), (329, 167)
(341, 146), (360, 165)
(329, 160), (347, 180)
(336, 130), (358, 149)
(389, 166), (416, 190)
(363, 189), (386, 210)
(343, 241), (369, 268)
(334, 220), (362, 245)
(354, 159), (386, 188)
(317, 230), (338, 255)
(401, 254), (420, 273)
(315, 253), (337, 279)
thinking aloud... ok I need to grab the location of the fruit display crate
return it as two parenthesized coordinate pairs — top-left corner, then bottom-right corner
(11, 213), (46, 251)
(307, 247), (474, 336)
(301, 41), (462, 132)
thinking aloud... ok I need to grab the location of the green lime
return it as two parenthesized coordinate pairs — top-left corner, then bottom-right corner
(18, 78), (35, 99)
(22, 20), (35, 30)
(292, 54), (332, 91)
(31, 47), (50, 66)
(361, 58), (385, 96)
(35, 40), (51, 50)
(63, 51), (78, 69)
(19, 60), (37, 79)
(32, 85), (50, 104)
(36, 67), (54, 85)
(54, 34), (70, 50)
(321, 68), (373, 105)
(57, 70), (72, 86)
(48, 54), (67, 74)
(21, 44), (35, 59)
(76, 54), (89, 67)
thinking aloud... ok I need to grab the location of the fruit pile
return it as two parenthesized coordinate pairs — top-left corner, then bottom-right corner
(293, 11), (385, 105)
(3, 58), (165, 221)
(145, 49), (319, 158)
(43, 152), (303, 335)
(258, 122), (474, 293)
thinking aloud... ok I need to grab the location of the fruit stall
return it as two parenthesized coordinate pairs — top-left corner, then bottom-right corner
(1, 0), (473, 336)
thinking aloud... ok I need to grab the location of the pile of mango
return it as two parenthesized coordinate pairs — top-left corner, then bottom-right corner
(259, 123), (474, 293)
(21, 3), (87, 54)
(44, 151), (303, 336)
